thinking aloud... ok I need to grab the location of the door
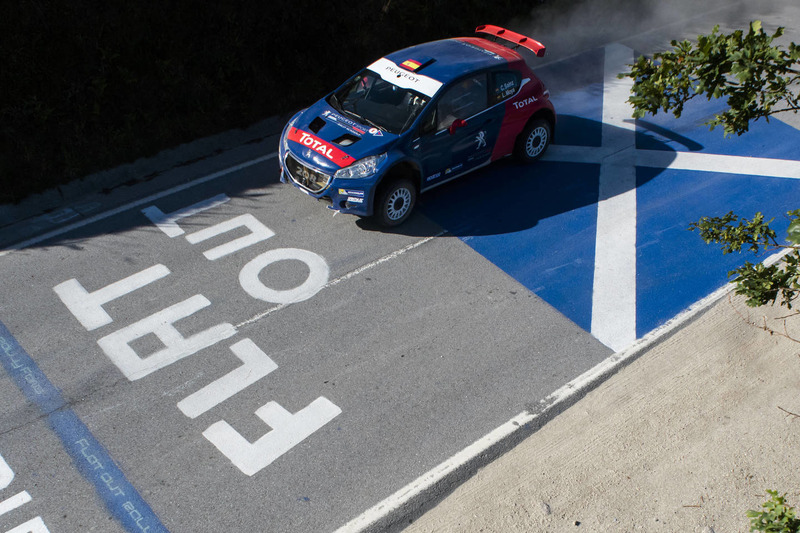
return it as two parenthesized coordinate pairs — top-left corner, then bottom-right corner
(414, 73), (504, 190)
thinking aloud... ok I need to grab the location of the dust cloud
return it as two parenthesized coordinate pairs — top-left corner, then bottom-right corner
(509, 0), (793, 63)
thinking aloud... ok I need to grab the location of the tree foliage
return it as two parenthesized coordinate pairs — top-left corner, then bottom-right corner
(620, 21), (800, 136)
(689, 211), (800, 309)
(622, 21), (800, 313)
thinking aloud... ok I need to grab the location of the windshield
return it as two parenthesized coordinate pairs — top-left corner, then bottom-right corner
(329, 70), (429, 135)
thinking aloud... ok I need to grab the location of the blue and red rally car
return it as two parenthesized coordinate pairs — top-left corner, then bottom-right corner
(279, 25), (555, 226)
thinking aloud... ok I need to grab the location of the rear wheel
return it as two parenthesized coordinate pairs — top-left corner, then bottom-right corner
(515, 118), (551, 162)
(374, 179), (416, 227)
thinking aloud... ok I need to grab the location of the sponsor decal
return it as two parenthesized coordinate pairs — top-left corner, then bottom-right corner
(288, 128), (355, 167)
(444, 164), (463, 175)
(475, 131), (487, 150)
(368, 127), (383, 137)
(347, 196), (364, 204)
(456, 40), (503, 61)
(368, 58), (443, 98)
(498, 80), (517, 99)
(512, 96), (538, 110)
(338, 189), (365, 197)
(500, 80), (516, 91)
(322, 110), (367, 135)
(426, 172), (442, 182)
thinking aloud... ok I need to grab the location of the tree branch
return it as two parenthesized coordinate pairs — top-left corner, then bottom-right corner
(727, 294), (800, 344)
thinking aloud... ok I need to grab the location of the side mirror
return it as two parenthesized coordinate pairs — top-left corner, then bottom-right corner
(448, 119), (467, 135)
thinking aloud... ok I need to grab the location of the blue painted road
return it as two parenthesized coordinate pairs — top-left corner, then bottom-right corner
(422, 44), (800, 351)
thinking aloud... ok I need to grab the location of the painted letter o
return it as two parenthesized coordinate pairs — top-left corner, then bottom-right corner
(239, 248), (329, 304)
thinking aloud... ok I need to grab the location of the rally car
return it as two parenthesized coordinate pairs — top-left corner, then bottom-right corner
(279, 24), (555, 226)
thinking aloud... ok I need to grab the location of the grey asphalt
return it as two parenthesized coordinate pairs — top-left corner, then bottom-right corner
(0, 130), (610, 532)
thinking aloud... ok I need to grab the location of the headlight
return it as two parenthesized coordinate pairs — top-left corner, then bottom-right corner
(334, 153), (387, 180)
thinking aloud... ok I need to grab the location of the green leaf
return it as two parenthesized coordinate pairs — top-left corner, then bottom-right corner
(620, 20), (799, 136)
(787, 218), (800, 245)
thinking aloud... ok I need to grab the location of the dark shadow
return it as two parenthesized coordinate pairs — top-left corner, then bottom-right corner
(636, 119), (704, 151)
(4, 112), (700, 249)
(0, 132), (288, 252)
(359, 114), (692, 237)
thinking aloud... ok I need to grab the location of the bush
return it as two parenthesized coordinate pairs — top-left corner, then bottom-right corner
(748, 490), (800, 533)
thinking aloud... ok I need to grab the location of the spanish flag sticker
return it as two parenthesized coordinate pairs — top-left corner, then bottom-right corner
(401, 59), (422, 71)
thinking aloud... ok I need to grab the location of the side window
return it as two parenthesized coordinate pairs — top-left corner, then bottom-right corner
(435, 73), (488, 131)
(419, 107), (437, 135)
(490, 71), (521, 105)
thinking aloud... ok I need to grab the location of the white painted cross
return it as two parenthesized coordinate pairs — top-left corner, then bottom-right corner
(541, 44), (800, 352)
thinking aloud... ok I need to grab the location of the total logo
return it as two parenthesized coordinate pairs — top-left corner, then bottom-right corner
(297, 131), (335, 158)
(512, 96), (538, 110)
(288, 128), (355, 167)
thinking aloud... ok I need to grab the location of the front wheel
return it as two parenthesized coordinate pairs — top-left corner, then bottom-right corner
(374, 179), (416, 227)
(515, 118), (551, 162)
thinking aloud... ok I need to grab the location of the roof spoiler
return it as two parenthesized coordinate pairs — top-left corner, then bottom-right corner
(475, 25), (546, 57)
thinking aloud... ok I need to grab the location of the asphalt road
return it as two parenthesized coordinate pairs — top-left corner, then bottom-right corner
(1, 1), (798, 532)
(0, 156), (610, 532)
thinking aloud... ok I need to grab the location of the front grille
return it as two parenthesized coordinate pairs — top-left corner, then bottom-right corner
(285, 154), (331, 193)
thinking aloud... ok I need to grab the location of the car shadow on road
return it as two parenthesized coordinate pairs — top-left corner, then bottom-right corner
(360, 115), (693, 238)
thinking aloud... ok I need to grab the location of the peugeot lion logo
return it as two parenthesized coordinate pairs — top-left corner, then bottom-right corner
(475, 131), (487, 149)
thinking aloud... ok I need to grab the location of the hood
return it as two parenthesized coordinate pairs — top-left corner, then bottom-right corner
(287, 99), (398, 173)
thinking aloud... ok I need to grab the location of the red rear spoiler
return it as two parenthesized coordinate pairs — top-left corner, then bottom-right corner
(475, 24), (546, 57)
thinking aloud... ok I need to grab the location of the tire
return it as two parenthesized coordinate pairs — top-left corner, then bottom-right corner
(515, 118), (551, 162)
(374, 179), (416, 227)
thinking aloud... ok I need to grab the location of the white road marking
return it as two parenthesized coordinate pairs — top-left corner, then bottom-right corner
(186, 213), (276, 260)
(591, 44), (638, 351)
(142, 193), (230, 238)
(53, 264), (170, 331)
(638, 150), (800, 178)
(203, 397), (342, 476)
(177, 339), (278, 419)
(0, 453), (13, 489)
(324, 233), (445, 289)
(6, 516), (50, 533)
(0, 490), (32, 517)
(239, 248), (330, 304)
(96, 295), (237, 381)
(235, 232), (446, 329)
(544, 146), (800, 179)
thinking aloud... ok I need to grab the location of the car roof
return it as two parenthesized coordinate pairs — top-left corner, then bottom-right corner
(382, 37), (525, 85)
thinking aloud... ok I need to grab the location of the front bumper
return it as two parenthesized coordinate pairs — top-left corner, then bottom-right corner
(279, 161), (376, 217)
